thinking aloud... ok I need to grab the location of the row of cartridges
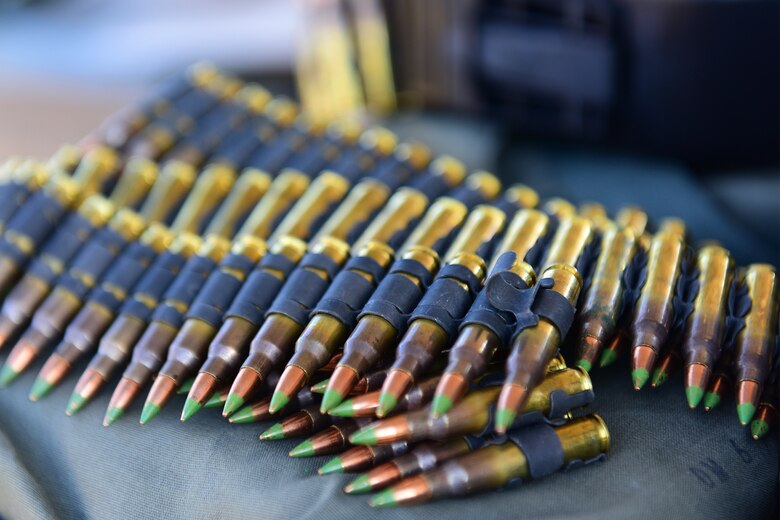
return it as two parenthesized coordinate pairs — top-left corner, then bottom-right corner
(0, 64), (776, 506)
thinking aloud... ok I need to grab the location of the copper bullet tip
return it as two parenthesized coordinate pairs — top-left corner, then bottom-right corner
(631, 345), (657, 390)
(431, 372), (467, 418)
(269, 365), (307, 414)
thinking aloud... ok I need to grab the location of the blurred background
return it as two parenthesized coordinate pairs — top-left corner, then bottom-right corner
(0, 0), (777, 263)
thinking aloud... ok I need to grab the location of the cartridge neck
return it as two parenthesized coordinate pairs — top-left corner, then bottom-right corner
(71, 146), (118, 202)
(203, 170), (271, 237)
(540, 216), (593, 271)
(236, 170), (311, 240)
(267, 172), (350, 244)
(490, 209), (550, 271)
(398, 198), (468, 256)
(442, 205), (506, 264)
(108, 157), (158, 209)
(351, 187), (429, 255)
(142, 161), (197, 226)
(310, 179), (390, 244)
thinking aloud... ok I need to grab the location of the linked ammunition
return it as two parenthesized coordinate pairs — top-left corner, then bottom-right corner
(495, 217), (593, 432)
(432, 209), (550, 416)
(103, 171), (312, 426)
(308, 178), (519, 416)
(0, 160), (201, 387)
(0, 87), (276, 342)
(732, 264), (778, 425)
(0, 160), (55, 235)
(375, 205), (507, 417)
(139, 171), (347, 424)
(0, 147), (119, 294)
(125, 74), (242, 160)
(3, 65), (779, 509)
(0, 157), (158, 350)
(312, 172), (506, 417)
(78, 103), (303, 415)
(56, 170), (269, 411)
(369, 415), (609, 507)
(269, 186), (430, 413)
(630, 224), (687, 389)
(104, 115), (357, 424)
(680, 245), (734, 408)
(181, 127), (405, 418)
(81, 62), (219, 151)
(575, 225), (640, 372)
(350, 367), (593, 445)
(224, 168), (468, 417)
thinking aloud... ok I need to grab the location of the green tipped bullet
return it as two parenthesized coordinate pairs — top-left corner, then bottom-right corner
(310, 379), (329, 394)
(229, 405), (257, 424)
(599, 349), (617, 368)
(328, 399), (357, 417)
(345, 474), (372, 494)
(29, 377), (54, 401)
(259, 423), (285, 441)
(320, 389), (344, 414)
(686, 386), (704, 409)
(750, 418), (769, 439)
(651, 367), (669, 387)
(494, 407), (516, 433)
(289, 439), (315, 458)
(369, 489), (398, 508)
(736, 403), (756, 426)
(318, 456), (345, 475)
(575, 359), (592, 372)
(631, 368), (649, 390)
(180, 398), (203, 422)
(376, 393), (397, 417)
(268, 391), (290, 414)
(66, 393), (87, 415)
(177, 377), (195, 395)
(0, 365), (20, 387)
(703, 391), (721, 410)
(139, 402), (161, 425)
(349, 426), (378, 446)
(104, 406), (124, 427)
(430, 394), (453, 418)
(204, 392), (225, 408)
(222, 393), (245, 417)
